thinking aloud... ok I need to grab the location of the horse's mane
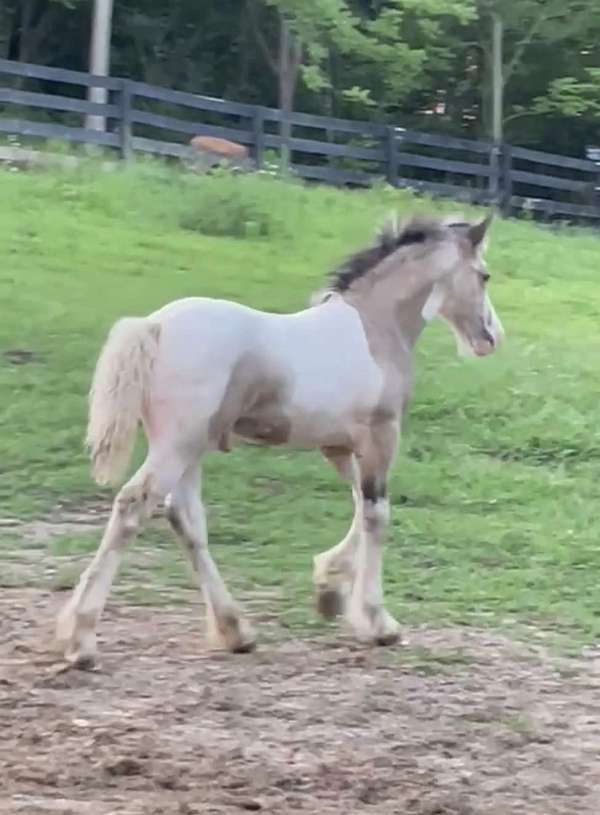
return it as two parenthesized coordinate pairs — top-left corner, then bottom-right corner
(327, 214), (467, 294)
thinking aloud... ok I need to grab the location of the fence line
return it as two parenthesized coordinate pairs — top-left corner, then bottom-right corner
(1, 57), (599, 222)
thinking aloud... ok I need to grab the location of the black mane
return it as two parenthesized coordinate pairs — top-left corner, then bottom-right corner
(329, 215), (449, 293)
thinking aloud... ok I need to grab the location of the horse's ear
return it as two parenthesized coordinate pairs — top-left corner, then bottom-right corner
(468, 213), (493, 248)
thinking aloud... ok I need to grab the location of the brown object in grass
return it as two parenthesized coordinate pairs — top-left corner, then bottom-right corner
(189, 136), (249, 160)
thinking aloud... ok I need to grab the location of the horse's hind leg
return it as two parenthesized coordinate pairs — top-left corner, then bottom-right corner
(313, 449), (362, 619)
(55, 451), (188, 668)
(166, 465), (256, 653)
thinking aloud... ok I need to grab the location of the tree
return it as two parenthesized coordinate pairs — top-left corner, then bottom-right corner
(531, 70), (600, 119)
(247, 0), (365, 168)
(248, 0), (476, 166)
(86, 0), (113, 131)
(479, 0), (600, 142)
(1, 0), (86, 66)
(1, 0), (599, 156)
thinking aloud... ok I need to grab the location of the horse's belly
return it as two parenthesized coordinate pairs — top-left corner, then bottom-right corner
(233, 413), (291, 446)
(287, 413), (355, 448)
(232, 403), (356, 449)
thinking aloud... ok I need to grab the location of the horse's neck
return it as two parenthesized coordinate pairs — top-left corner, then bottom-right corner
(347, 280), (432, 366)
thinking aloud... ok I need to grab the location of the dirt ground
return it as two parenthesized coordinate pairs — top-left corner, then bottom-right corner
(1, 590), (600, 815)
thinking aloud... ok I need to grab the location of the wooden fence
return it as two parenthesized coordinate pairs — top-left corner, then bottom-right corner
(2, 57), (600, 222)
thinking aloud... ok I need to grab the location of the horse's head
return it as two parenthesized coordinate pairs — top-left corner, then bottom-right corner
(422, 215), (504, 357)
(320, 211), (504, 359)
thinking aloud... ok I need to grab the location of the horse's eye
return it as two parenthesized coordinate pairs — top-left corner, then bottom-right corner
(480, 272), (490, 283)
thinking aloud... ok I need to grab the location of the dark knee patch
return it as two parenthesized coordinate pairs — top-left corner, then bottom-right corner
(166, 505), (184, 536)
(361, 476), (387, 503)
(362, 478), (390, 533)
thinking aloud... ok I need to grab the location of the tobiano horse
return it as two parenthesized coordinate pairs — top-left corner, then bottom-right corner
(56, 213), (503, 668)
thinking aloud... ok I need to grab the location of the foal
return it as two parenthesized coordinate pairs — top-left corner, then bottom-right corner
(56, 213), (503, 667)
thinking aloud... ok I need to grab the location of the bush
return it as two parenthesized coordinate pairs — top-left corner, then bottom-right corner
(179, 170), (293, 239)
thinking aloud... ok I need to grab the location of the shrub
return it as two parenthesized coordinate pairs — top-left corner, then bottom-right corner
(179, 171), (293, 239)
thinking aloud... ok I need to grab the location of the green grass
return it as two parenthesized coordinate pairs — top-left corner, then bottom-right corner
(3, 157), (600, 647)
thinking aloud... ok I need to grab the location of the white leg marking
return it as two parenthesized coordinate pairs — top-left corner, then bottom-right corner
(313, 488), (362, 618)
(167, 467), (256, 653)
(313, 454), (362, 618)
(55, 455), (187, 668)
(348, 495), (400, 645)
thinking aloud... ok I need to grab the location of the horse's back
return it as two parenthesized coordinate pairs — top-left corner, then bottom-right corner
(150, 297), (263, 369)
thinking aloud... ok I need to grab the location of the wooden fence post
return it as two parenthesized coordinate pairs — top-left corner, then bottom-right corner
(279, 104), (291, 175)
(488, 143), (501, 206)
(253, 106), (265, 169)
(500, 143), (512, 216)
(119, 79), (132, 160)
(589, 148), (600, 211)
(326, 125), (334, 171)
(385, 125), (398, 186)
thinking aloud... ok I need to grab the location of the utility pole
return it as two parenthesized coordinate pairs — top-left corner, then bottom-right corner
(491, 11), (503, 144)
(86, 0), (114, 131)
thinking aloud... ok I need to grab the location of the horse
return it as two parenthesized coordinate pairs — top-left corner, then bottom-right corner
(55, 212), (504, 668)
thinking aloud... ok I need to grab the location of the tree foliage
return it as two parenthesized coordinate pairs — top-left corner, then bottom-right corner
(1, 0), (599, 155)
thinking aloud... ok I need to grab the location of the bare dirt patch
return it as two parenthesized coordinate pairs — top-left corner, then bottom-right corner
(1, 590), (600, 814)
(0, 509), (106, 546)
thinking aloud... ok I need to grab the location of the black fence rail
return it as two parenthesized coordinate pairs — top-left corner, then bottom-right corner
(2, 58), (600, 222)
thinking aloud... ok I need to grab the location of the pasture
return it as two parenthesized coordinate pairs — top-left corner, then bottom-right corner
(2, 160), (600, 813)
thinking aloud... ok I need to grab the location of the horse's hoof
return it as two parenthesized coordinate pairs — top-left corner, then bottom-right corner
(348, 606), (402, 647)
(230, 638), (257, 655)
(69, 653), (98, 671)
(375, 629), (402, 647)
(211, 611), (257, 654)
(316, 587), (345, 619)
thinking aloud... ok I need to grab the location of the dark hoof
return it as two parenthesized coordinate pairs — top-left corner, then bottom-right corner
(375, 631), (402, 647)
(231, 639), (257, 655)
(70, 654), (97, 671)
(316, 588), (345, 619)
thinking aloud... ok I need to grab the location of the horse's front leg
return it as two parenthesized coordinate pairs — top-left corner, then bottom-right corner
(347, 420), (401, 646)
(313, 448), (362, 618)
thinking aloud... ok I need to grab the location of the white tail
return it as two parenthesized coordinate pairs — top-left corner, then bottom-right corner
(86, 317), (160, 486)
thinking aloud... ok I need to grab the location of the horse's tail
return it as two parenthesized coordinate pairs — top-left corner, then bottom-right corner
(86, 317), (161, 486)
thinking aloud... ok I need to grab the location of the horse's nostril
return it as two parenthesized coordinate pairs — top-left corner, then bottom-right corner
(483, 328), (495, 347)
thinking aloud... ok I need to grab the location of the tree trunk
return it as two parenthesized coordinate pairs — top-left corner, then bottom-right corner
(17, 0), (35, 62)
(6, 2), (23, 62)
(86, 0), (114, 132)
(8, 0), (56, 87)
(278, 14), (301, 174)
(491, 12), (503, 143)
(239, 3), (250, 94)
(278, 15), (292, 172)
